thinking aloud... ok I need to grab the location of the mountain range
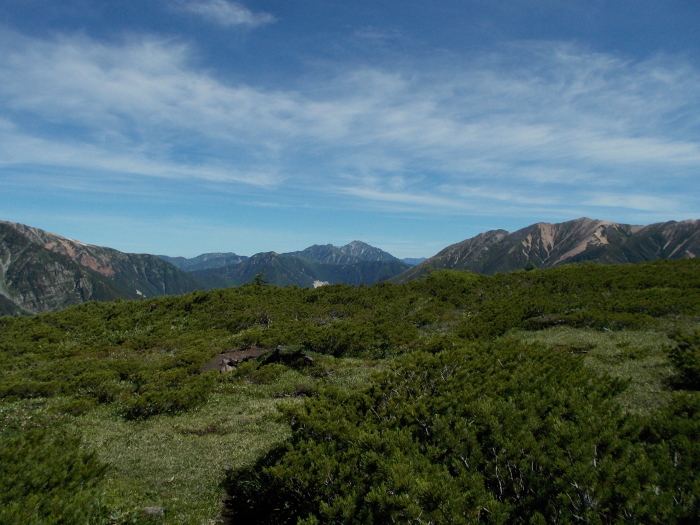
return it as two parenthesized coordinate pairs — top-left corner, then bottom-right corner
(390, 217), (700, 283)
(0, 223), (411, 314)
(0, 221), (203, 315)
(191, 250), (410, 288)
(284, 241), (400, 265)
(1, 217), (698, 315)
(159, 242), (420, 271)
(157, 252), (248, 272)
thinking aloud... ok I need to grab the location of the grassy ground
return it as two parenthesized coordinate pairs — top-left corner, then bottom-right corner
(72, 395), (290, 524)
(508, 326), (677, 414)
(0, 330), (692, 523)
(0, 353), (385, 525)
(2, 334), (695, 524)
(1, 330), (679, 523)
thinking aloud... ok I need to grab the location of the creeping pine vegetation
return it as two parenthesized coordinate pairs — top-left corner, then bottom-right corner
(1, 259), (699, 524)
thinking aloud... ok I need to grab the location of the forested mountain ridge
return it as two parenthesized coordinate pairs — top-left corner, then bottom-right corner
(284, 240), (400, 265)
(157, 252), (248, 272)
(0, 221), (204, 314)
(192, 251), (410, 287)
(392, 217), (700, 283)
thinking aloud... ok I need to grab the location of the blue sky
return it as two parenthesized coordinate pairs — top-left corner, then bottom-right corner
(1, 1), (699, 258)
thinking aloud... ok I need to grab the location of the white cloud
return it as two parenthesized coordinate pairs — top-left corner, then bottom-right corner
(0, 120), (279, 187)
(353, 26), (402, 42)
(0, 33), (698, 219)
(582, 193), (680, 212)
(175, 0), (276, 27)
(339, 186), (464, 210)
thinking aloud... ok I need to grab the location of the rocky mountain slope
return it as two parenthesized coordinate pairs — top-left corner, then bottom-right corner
(0, 221), (205, 314)
(0, 221), (412, 314)
(336, 240), (399, 262)
(0, 223), (127, 315)
(391, 218), (700, 283)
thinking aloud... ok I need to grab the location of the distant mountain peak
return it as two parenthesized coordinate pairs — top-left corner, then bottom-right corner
(337, 241), (398, 263)
(157, 252), (248, 272)
(284, 240), (398, 265)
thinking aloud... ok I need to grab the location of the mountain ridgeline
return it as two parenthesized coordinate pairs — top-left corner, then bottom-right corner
(0, 221), (203, 315)
(391, 217), (699, 283)
(190, 241), (410, 288)
(0, 223), (411, 314)
(1, 217), (698, 315)
(285, 240), (400, 265)
(157, 252), (249, 272)
(192, 251), (410, 288)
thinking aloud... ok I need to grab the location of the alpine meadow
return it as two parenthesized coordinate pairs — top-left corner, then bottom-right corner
(2, 258), (700, 523)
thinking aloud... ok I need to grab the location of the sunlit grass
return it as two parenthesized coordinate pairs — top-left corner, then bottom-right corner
(322, 358), (388, 391)
(67, 395), (287, 524)
(507, 327), (677, 414)
(48, 353), (384, 524)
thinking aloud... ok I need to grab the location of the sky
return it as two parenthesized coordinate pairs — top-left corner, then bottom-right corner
(1, 1), (699, 258)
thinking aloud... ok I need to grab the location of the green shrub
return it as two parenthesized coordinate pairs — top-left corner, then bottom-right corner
(0, 428), (107, 524)
(72, 369), (125, 403)
(249, 364), (289, 385)
(56, 396), (98, 416)
(669, 330), (700, 389)
(122, 371), (215, 420)
(225, 341), (674, 523)
(0, 379), (61, 400)
(638, 392), (700, 521)
(1, 258), (699, 521)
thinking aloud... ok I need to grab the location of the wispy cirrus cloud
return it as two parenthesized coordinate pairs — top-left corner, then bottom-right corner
(174, 0), (276, 28)
(0, 32), (698, 220)
(353, 26), (402, 42)
(582, 193), (679, 212)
